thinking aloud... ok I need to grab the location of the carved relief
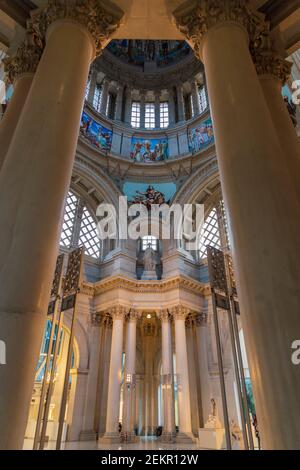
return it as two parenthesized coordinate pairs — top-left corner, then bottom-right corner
(29, 0), (123, 57)
(173, 0), (265, 60)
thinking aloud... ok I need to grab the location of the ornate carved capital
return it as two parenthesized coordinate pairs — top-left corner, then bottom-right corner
(194, 311), (208, 327)
(250, 30), (292, 84)
(109, 305), (128, 320)
(30, 0), (123, 58)
(127, 309), (141, 322)
(4, 30), (44, 84)
(91, 311), (104, 326)
(170, 304), (189, 320)
(157, 309), (171, 323)
(173, 0), (265, 60)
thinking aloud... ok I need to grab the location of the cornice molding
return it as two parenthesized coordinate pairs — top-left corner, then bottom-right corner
(90, 274), (209, 296)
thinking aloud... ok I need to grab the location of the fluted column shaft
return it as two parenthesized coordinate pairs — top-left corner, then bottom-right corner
(174, 2), (300, 449)
(100, 307), (125, 442)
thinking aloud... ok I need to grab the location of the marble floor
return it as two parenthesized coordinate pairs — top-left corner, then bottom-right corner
(24, 436), (203, 451)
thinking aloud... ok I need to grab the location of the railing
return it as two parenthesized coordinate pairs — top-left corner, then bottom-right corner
(79, 102), (215, 162)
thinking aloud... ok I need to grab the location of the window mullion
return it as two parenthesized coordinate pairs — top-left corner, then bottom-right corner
(70, 198), (85, 249)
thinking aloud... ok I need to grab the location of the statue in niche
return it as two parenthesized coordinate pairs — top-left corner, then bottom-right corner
(142, 245), (158, 280)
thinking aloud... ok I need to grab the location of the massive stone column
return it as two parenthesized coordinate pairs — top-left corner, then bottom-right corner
(157, 310), (176, 442)
(171, 305), (193, 443)
(100, 306), (126, 443)
(174, 0), (300, 450)
(168, 88), (176, 125)
(0, 0), (123, 450)
(194, 311), (211, 425)
(251, 34), (300, 201)
(0, 35), (42, 171)
(122, 309), (140, 442)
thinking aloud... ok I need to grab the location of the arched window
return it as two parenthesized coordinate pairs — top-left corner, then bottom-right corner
(60, 191), (100, 259)
(142, 235), (158, 251)
(199, 207), (221, 259)
(79, 207), (100, 259)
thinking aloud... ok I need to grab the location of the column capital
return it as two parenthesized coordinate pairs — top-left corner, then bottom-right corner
(90, 311), (104, 326)
(173, 0), (265, 61)
(30, 0), (124, 58)
(170, 304), (190, 320)
(157, 309), (171, 323)
(194, 311), (208, 327)
(4, 32), (43, 84)
(250, 31), (292, 85)
(109, 305), (128, 320)
(126, 309), (141, 322)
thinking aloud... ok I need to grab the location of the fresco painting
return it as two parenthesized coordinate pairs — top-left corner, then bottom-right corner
(80, 112), (113, 152)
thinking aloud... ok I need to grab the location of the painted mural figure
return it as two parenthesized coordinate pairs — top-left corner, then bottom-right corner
(131, 138), (169, 162)
(188, 118), (215, 154)
(129, 185), (166, 209)
(80, 112), (113, 152)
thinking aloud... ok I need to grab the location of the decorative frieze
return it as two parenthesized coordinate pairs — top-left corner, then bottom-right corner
(4, 31), (44, 84)
(29, 0), (123, 57)
(173, 0), (265, 60)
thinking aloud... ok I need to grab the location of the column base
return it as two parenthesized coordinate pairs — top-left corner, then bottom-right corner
(121, 431), (139, 443)
(79, 430), (97, 441)
(176, 432), (195, 444)
(159, 431), (177, 443)
(98, 432), (122, 444)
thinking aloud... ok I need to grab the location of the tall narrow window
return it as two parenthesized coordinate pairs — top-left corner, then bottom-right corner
(93, 85), (102, 113)
(145, 103), (155, 129)
(131, 101), (141, 128)
(160, 102), (169, 128)
(85, 78), (91, 101)
(199, 208), (221, 259)
(60, 192), (78, 248)
(199, 85), (208, 114)
(79, 207), (100, 259)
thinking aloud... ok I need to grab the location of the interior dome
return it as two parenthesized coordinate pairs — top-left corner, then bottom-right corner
(107, 40), (192, 71)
